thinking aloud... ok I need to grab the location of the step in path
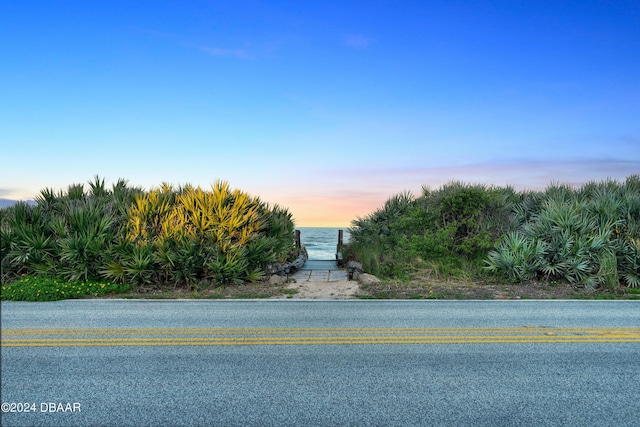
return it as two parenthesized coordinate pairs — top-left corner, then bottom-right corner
(290, 260), (348, 282)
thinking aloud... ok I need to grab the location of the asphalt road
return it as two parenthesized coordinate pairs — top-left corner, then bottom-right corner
(2, 300), (639, 427)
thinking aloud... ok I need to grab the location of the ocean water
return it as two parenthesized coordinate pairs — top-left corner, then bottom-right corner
(297, 227), (351, 260)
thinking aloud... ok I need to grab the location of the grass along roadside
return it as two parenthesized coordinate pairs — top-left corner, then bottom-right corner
(1, 275), (287, 301)
(2, 274), (640, 301)
(1, 275), (131, 301)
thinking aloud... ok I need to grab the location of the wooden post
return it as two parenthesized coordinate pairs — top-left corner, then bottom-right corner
(294, 229), (301, 249)
(336, 229), (344, 265)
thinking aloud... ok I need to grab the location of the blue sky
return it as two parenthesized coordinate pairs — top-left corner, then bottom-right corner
(1, 1), (638, 226)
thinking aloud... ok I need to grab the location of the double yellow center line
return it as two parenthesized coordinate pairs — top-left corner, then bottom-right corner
(2, 327), (640, 347)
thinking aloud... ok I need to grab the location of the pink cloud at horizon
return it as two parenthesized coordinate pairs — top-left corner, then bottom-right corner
(270, 158), (640, 226)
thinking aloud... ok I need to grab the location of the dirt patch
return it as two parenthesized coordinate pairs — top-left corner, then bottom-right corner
(348, 266), (639, 299)
(107, 279), (361, 300)
(276, 280), (360, 299)
(357, 278), (615, 299)
(113, 281), (288, 299)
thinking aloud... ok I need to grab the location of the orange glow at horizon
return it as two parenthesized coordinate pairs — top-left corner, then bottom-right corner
(270, 194), (387, 228)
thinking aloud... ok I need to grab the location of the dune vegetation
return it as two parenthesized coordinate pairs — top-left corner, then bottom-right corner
(2, 175), (639, 301)
(345, 176), (640, 296)
(1, 176), (297, 300)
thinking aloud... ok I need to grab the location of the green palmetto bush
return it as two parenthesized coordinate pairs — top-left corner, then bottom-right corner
(3, 177), (135, 283)
(123, 244), (154, 285)
(0, 225), (11, 282)
(57, 199), (116, 282)
(485, 232), (547, 282)
(105, 180), (296, 288)
(5, 202), (56, 277)
(486, 176), (640, 289)
(261, 204), (297, 262)
(617, 242), (640, 288)
(3, 177), (295, 293)
(205, 245), (249, 286)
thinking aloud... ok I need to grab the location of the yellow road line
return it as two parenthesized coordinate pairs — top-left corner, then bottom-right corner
(2, 327), (639, 347)
(3, 337), (640, 346)
(3, 327), (638, 336)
